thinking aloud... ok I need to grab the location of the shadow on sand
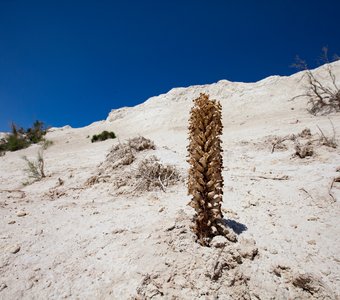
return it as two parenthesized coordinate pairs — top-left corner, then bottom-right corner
(222, 219), (248, 235)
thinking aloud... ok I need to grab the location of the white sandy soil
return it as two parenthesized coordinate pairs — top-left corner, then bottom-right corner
(1, 61), (340, 299)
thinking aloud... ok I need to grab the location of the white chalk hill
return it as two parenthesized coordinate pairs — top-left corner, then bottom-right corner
(1, 61), (340, 299)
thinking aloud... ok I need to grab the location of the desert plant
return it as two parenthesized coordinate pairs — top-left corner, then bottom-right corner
(291, 47), (340, 115)
(22, 150), (46, 184)
(135, 156), (180, 192)
(42, 139), (54, 150)
(2, 134), (30, 152)
(187, 93), (235, 246)
(316, 118), (337, 148)
(127, 136), (155, 151)
(0, 120), (47, 153)
(26, 120), (47, 143)
(91, 130), (116, 143)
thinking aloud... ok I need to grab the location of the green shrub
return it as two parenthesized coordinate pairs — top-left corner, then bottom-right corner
(22, 150), (46, 185)
(42, 139), (54, 150)
(91, 131), (116, 143)
(3, 134), (30, 151)
(0, 120), (47, 152)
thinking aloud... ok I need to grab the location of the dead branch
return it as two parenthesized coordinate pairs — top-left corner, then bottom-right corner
(299, 188), (314, 201)
(271, 136), (290, 153)
(0, 189), (26, 198)
(290, 48), (340, 115)
(232, 174), (289, 181)
(329, 178), (337, 202)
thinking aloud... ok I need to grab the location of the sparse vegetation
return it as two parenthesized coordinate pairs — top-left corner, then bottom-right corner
(294, 141), (314, 158)
(22, 151), (46, 185)
(42, 139), (54, 150)
(101, 136), (156, 170)
(0, 121), (48, 153)
(316, 119), (337, 148)
(91, 130), (116, 143)
(135, 156), (180, 192)
(291, 47), (340, 115)
(187, 93), (235, 246)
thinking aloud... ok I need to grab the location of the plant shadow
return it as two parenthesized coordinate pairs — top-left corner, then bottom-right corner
(222, 218), (248, 235)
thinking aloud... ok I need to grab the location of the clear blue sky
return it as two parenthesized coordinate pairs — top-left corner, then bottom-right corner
(1, 0), (340, 131)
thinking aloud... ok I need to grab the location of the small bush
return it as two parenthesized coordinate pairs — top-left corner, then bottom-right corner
(1, 134), (30, 152)
(135, 156), (180, 192)
(42, 139), (54, 150)
(0, 121), (47, 153)
(100, 136), (155, 171)
(91, 131), (116, 143)
(128, 136), (155, 151)
(291, 47), (340, 115)
(22, 151), (46, 184)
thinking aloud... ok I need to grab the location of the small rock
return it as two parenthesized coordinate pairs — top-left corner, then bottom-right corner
(26, 281), (33, 290)
(210, 235), (228, 248)
(158, 207), (165, 213)
(249, 199), (258, 206)
(8, 220), (16, 224)
(16, 211), (27, 217)
(9, 245), (20, 254)
(237, 238), (258, 260)
(34, 229), (43, 236)
(0, 283), (7, 291)
(307, 240), (316, 245)
(269, 248), (278, 255)
(307, 216), (319, 221)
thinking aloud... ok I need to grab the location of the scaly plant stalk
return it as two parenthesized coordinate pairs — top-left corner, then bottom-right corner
(188, 93), (235, 246)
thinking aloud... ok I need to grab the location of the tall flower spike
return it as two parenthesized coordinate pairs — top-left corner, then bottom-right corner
(187, 93), (236, 246)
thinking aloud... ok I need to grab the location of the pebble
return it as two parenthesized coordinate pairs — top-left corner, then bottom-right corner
(16, 211), (27, 217)
(34, 229), (43, 236)
(8, 220), (16, 224)
(269, 248), (278, 255)
(210, 235), (228, 248)
(9, 245), (21, 254)
(0, 283), (7, 291)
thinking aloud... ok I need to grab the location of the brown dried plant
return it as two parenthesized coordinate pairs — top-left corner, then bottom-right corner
(291, 47), (340, 115)
(187, 93), (235, 246)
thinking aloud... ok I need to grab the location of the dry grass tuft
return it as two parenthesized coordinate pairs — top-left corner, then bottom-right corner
(134, 156), (180, 192)
(102, 136), (156, 171)
(128, 136), (155, 151)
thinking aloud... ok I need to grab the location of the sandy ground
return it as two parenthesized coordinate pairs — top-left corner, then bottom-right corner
(1, 61), (340, 299)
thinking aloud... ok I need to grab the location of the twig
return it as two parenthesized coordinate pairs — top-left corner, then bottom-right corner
(232, 174), (289, 181)
(211, 245), (226, 280)
(328, 117), (336, 140)
(0, 189), (26, 198)
(316, 125), (327, 140)
(271, 136), (291, 153)
(329, 178), (336, 202)
(257, 175), (289, 180)
(299, 188), (314, 200)
(157, 175), (166, 192)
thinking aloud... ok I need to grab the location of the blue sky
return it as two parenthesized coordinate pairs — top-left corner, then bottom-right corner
(1, 0), (340, 131)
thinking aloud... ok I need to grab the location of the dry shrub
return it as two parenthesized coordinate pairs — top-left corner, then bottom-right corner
(128, 136), (155, 151)
(269, 135), (294, 153)
(101, 136), (155, 171)
(291, 47), (340, 115)
(135, 156), (180, 192)
(88, 136), (181, 194)
(298, 128), (312, 138)
(294, 141), (313, 158)
(316, 122), (337, 148)
(22, 150), (46, 185)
